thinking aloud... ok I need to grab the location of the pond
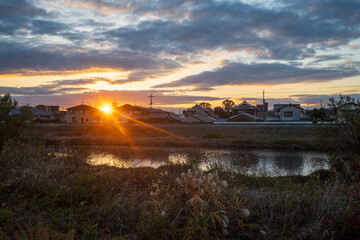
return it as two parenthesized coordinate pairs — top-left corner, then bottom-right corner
(84, 146), (329, 176)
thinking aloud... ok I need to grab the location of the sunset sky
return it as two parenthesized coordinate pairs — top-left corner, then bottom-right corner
(0, 0), (359, 111)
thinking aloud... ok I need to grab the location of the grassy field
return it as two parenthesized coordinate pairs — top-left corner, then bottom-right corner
(0, 142), (359, 239)
(1, 124), (358, 239)
(34, 124), (318, 150)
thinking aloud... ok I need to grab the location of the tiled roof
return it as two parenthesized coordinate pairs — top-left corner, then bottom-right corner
(274, 103), (301, 110)
(228, 112), (263, 121)
(232, 101), (257, 110)
(67, 104), (99, 111)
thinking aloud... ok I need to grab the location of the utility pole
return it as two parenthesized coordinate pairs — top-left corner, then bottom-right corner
(148, 93), (155, 109)
(320, 99), (323, 108)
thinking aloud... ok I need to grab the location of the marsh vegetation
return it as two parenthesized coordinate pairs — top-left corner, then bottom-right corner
(0, 94), (359, 239)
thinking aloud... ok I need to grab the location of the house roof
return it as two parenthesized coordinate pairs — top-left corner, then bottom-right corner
(31, 108), (52, 117)
(276, 103), (303, 111)
(144, 112), (181, 121)
(182, 113), (214, 123)
(232, 101), (257, 110)
(10, 108), (52, 117)
(274, 103), (302, 110)
(186, 104), (217, 119)
(67, 104), (99, 111)
(228, 112), (263, 121)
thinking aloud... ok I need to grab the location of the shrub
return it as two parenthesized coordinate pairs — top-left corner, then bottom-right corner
(0, 94), (33, 152)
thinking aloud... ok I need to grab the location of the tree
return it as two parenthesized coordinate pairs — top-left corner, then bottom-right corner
(311, 108), (326, 122)
(199, 102), (212, 110)
(317, 95), (360, 152)
(316, 95), (360, 176)
(222, 99), (235, 113)
(0, 94), (33, 152)
(214, 106), (226, 118)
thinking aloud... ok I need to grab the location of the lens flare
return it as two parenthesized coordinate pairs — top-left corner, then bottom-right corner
(101, 106), (111, 113)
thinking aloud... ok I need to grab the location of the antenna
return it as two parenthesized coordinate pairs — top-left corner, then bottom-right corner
(262, 89), (265, 104)
(148, 93), (155, 109)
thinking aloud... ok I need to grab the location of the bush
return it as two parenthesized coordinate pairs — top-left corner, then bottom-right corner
(0, 94), (33, 152)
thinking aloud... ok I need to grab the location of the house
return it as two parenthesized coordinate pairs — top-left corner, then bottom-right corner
(35, 105), (60, 112)
(267, 103), (304, 121)
(66, 104), (101, 123)
(228, 112), (264, 122)
(334, 102), (360, 120)
(30, 108), (53, 122)
(231, 101), (257, 116)
(117, 104), (180, 123)
(34, 105), (66, 122)
(182, 104), (217, 123)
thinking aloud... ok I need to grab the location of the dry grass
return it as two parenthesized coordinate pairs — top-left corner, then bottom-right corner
(33, 125), (318, 150)
(0, 142), (359, 239)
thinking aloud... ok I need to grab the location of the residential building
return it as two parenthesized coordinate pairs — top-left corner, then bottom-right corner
(66, 104), (101, 123)
(35, 105), (60, 112)
(333, 102), (360, 120)
(231, 101), (257, 116)
(117, 104), (180, 123)
(267, 103), (304, 121)
(182, 104), (217, 123)
(228, 112), (264, 122)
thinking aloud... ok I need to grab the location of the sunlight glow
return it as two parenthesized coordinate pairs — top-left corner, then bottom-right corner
(101, 106), (112, 113)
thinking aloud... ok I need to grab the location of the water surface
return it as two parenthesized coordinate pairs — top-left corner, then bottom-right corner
(84, 146), (329, 176)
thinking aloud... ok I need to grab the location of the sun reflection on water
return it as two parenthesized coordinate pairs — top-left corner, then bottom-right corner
(86, 153), (166, 168)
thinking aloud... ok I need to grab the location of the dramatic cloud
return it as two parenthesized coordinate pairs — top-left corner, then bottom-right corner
(154, 62), (360, 88)
(1, 0), (359, 107)
(31, 19), (68, 35)
(0, 0), (48, 34)
(0, 41), (182, 78)
(13, 89), (222, 108)
(104, 0), (360, 60)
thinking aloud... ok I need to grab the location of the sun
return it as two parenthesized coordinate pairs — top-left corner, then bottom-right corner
(101, 106), (112, 113)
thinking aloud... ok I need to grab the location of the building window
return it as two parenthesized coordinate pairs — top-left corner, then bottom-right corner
(72, 117), (77, 122)
(284, 111), (293, 117)
(80, 110), (84, 114)
(70, 110), (74, 114)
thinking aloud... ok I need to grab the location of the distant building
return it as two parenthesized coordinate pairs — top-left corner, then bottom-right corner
(333, 102), (360, 120)
(228, 112), (263, 122)
(66, 104), (101, 123)
(117, 104), (180, 123)
(231, 101), (257, 116)
(35, 105), (60, 112)
(182, 104), (217, 123)
(267, 103), (304, 121)
(256, 90), (268, 112)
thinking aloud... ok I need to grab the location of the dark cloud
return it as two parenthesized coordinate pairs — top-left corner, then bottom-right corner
(154, 62), (360, 88)
(289, 94), (360, 105)
(104, 0), (360, 60)
(0, 0), (48, 34)
(310, 55), (343, 64)
(31, 19), (68, 35)
(284, 0), (360, 26)
(0, 78), (112, 96)
(0, 41), (181, 79)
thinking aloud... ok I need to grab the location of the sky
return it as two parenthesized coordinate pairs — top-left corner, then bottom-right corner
(0, 0), (359, 111)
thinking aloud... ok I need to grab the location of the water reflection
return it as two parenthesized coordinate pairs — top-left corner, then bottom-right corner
(84, 147), (329, 176)
(86, 153), (166, 168)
